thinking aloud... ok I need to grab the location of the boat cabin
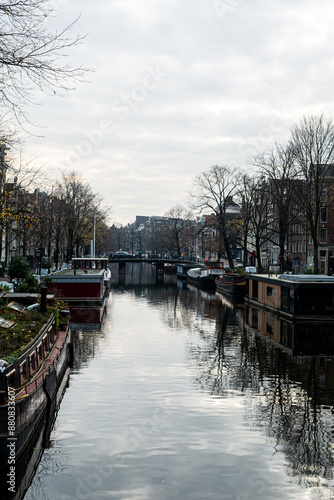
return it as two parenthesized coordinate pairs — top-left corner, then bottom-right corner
(246, 274), (334, 319)
(72, 257), (109, 270)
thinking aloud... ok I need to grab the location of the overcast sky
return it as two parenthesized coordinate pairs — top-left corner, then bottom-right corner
(23, 0), (334, 224)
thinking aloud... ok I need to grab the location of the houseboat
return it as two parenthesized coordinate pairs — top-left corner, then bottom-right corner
(187, 261), (224, 289)
(50, 257), (110, 327)
(0, 312), (71, 471)
(176, 263), (200, 279)
(246, 273), (334, 320)
(215, 273), (246, 299)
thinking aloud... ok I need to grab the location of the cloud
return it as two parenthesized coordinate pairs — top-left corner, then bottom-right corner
(24, 0), (334, 223)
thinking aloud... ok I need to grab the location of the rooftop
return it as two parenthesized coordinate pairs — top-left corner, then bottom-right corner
(52, 269), (105, 277)
(278, 274), (334, 283)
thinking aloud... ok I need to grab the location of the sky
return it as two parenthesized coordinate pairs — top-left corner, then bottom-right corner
(17, 0), (334, 224)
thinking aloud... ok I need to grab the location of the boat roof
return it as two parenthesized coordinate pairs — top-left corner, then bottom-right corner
(53, 268), (105, 276)
(72, 257), (108, 261)
(278, 274), (334, 282)
(248, 273), (334, 283)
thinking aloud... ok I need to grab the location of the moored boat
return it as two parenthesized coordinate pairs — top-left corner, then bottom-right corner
(50, 257), (110, 327)
(246, 273), (334, 321)
(215, 273), (246, 298)
(186, 261), (224, 289)
(0, 311), (71, 472)
(176, 263), (199, 279)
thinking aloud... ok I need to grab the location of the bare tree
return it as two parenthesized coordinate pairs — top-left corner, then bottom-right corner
(0, 150), (46, 265)
(191, 165), (240, 268)
(251, 143), (298, 272)
(245, 176), (271, 271)
(163, 205), (194, 256)
(290, 114), (334, 273)
(0, 0), (86, 123)
(232, 174), (257, 268)
(55, 172), (109, 260)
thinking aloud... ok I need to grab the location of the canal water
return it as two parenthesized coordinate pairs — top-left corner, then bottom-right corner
(23, 266), (334, 500)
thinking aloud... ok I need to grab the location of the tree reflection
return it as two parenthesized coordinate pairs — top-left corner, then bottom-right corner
(145, 283), (334, 486)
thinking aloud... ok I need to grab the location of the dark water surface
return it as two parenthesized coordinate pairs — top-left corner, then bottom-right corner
(24, 276), (334, 499)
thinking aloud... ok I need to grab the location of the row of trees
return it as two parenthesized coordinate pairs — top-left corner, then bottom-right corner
(0, 2), (99, 271)
(191, 114), (334, 273)
(0, 164), (111, 272)
(112, 114), (334, 274)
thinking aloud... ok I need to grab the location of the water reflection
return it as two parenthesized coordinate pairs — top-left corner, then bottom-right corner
(70, 328), (107, 374)
(109, 262), (171, 286)
(243, 305), (334, 487)
(148, 283), (334, 489)
(22, 265), (334, 499)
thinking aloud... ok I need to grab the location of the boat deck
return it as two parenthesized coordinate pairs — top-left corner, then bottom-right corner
(53, 269), (105, 276)
(15, 328), (69, 400)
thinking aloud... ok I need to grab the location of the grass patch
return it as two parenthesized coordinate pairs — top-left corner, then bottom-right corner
(0, 306), (52, 363)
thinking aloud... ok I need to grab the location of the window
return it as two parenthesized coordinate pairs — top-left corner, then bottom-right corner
(282, 287), (294, 312)
(322, 187), (328, 203)
(19, 360), (28, 384)
(29, 352), (36, 373)
(37, 342), (43, 362)
(43, 335), (48, 355)
(267, 286), (274, 297)
(266, 323), (274, 335)
(253, 280), (258, 300)
(320, 207), (327, 223)
(320, 228), (327, 244)
(6, 370), (16, 390)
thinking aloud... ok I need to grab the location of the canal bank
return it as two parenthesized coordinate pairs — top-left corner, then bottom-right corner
(24, 280), (334, 500)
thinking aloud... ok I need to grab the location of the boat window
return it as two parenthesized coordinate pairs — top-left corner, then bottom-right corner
(282, 287), (294, 312)
(43, 334), (49, 355)
(267, 286), (274, 297)
(295, 287), (334, 314)
(266, 323), (274, 335)
(37, 342), (43, 362)
(29, 352), (37, 373)
(253, 280), (258, 300)
(19, 360), (28, 384)
(6, 370), (16, 390)
(49, 326), (54, 344)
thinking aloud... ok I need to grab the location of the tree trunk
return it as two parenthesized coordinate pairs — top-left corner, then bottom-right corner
(243, 229), (248, 267)
(223, 234), (234, 269)
(255, 239), (262, 270)
(314, 242), (319, 274)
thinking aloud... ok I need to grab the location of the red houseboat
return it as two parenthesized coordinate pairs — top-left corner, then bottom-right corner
(51, 258), (110, 327)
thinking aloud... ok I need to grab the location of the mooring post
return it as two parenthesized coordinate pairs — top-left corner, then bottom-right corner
(40, 279), (48, 313)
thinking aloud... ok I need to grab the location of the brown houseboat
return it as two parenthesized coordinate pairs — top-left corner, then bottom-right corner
(246, 273), (334, 320)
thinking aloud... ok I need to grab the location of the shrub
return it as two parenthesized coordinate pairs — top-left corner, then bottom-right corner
(15, 275), (39, 293)
(8, 255), (30, 282)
